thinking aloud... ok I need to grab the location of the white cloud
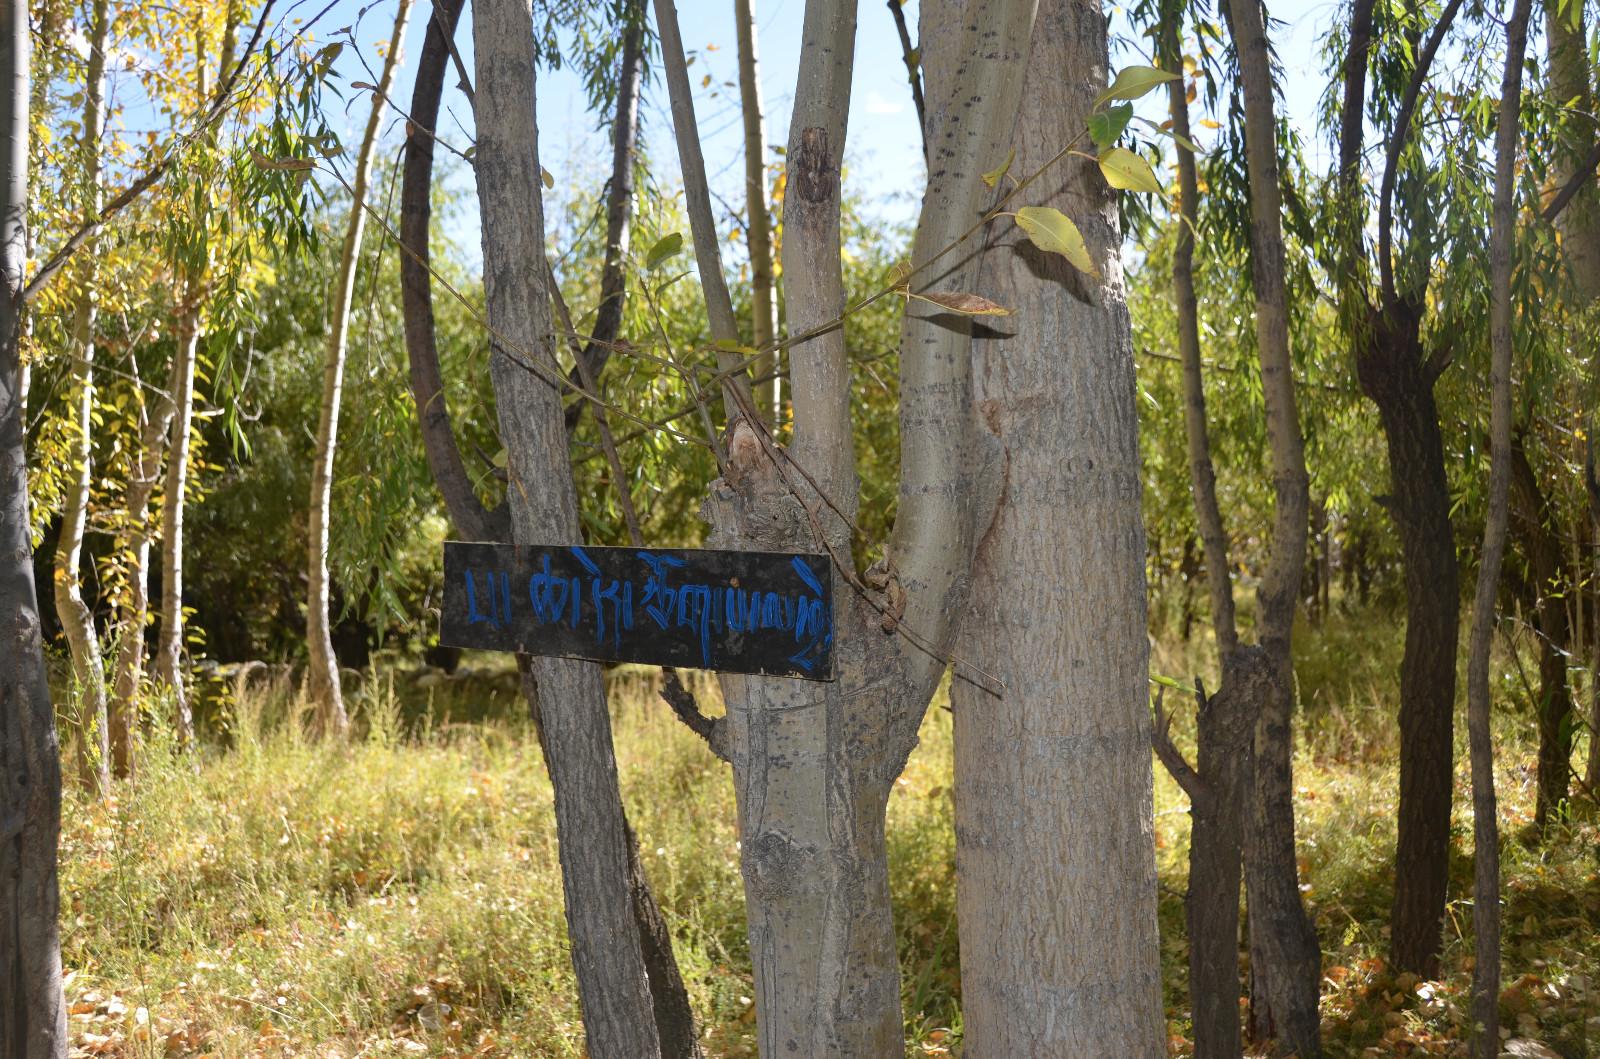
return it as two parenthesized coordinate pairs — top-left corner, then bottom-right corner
(862, 91), (904, 117)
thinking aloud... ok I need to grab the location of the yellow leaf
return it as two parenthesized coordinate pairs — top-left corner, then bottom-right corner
(1099, 147), (1162, 194)
(1013, 206), (1097, 276)
(981, 147), (1015, 188)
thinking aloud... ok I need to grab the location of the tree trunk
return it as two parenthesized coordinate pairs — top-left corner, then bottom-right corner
(1352, 302), (1458, 975)
(307, 0), (415, 737)
(1162, 0), (1236, 661)
(734, 0), (779, 423)
(949, 1), (1162, 1053)
(109, 366), (177, 778)
(154, 304), (200, 743)
(400, 0), (510, 544)
(683, 0), (1034, 1048)
(1511, 439), (1575, 831)
(472, 0), (661, 1051)
(1, 0), (69, 1049)
(1223, 0), (1321, 1051)
(1467, 4), (1528, 1050)
(53, 0), (112, 796)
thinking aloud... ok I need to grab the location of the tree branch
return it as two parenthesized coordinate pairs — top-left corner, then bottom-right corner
(1542, 139), (1600, 222)
(1151, 686), (1210, 807)
(886, 0), (926, 159)
(562, 0), (645, 434)
(22, 0), (278, 303)
(399, 0), (510, 543)
(650, 0), (754, 412)
(1377, 0), (1463, 307)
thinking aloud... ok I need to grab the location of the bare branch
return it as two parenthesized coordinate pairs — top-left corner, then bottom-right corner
(1151, 686), (1209, 805)
(886, 0), (926, 159)
(1542, 139), (1600, 223)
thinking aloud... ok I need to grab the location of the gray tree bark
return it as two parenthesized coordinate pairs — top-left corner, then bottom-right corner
(1467, 6), (1529, 1048)
(949, 2), (1163, 1054)
(734, 0), (780, 422)
(1, 0), (69, 1049)
(1223, 0), (1321, 1052)
(54, 0), (112, 795)
(684, 0), (1035, 1049)
(306, 0), (415, 736)
(471, 0), (661, 1051)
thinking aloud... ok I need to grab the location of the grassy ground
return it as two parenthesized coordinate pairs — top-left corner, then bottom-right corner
(58, 611), (1600, 1058)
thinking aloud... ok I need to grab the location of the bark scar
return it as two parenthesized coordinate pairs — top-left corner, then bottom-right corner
(791, 126), (837, 205)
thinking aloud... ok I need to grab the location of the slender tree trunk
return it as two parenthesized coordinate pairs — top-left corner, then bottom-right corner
(472, 0), (661, 1050)
(1468, 5), (1528, 1049)
(399, 0), (508, 543)
(109, 369), (177, 778)
(1511, 440), (1575, 831)
(307, 0), (415, 736)
(53, 0), (112, 794)
(951, 3), (1163, 1053)
(1, 0), (69, 1050)
(1223, 0), (1321, 1052)
(1541, 0), (1600, 798)
(734, 0), (779, 422)
(1154, 17), (1249, 1053)
(560, 0), (645, 427)
(154, 304), (200, 743)
(1162, 2), (1236, 661)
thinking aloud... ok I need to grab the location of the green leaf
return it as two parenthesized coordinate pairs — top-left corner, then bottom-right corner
(645, 232), (683, 270)
(1088, 103), (1134, 150)
(1133, 115), (1204, 155)
(1099, 147), (1162, 194)
(1013, 206), (1096, 276)
(1094, 65), (1180, 108)
(981, 148), (1015, 188)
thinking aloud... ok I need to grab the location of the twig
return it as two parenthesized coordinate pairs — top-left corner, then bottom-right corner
(886, 0), (927, 159)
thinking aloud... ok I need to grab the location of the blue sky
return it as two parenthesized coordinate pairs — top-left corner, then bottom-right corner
(308, 0), (1345, 257)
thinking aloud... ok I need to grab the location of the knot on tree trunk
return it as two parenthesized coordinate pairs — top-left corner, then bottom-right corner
(703, 419), (814, 553)
(744, 828), (819, 902)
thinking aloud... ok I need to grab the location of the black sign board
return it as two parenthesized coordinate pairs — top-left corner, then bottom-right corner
(440, 541), (835, 679)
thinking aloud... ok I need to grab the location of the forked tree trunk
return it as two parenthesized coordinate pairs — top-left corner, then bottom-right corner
(950, 0), (1162, 1053)
(472, 0), (662, 1051)
(1156, 14), (1250, 1052)
(734, 0), (779, 422)
(1467, 4), (1528, 1049)
(155, 304), (200, 743)
(54, 0), (112, 795)
(1223, 0), (1321, 1051)
(306, 0), (415, 737)
(1, 0), (70, 1051)
(666, 0), (1034, 1047)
